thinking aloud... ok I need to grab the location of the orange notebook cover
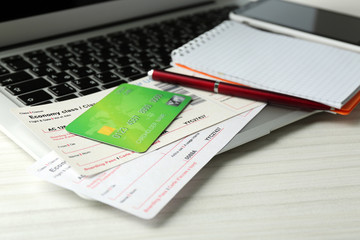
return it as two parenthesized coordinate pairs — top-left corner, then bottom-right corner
(175, 63), (360, 115)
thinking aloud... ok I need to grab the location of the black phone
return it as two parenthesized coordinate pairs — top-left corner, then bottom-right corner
(230, 0), (360, 52)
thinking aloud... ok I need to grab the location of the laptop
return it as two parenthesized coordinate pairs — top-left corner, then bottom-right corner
(0, 0), (314, 161)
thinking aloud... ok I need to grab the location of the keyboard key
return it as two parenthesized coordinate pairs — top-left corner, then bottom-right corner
(49, 83), (76, 96)
(148, 47), (171, 59)
(125, 27), (146, 42)
(56, 94), (78, 102)
(69, 66), (96, 78)
(1, 55), (21, 62)
(0, 71), (33, 86)
(48, 72), (75, 84)
(134, 60), (160, 72)
(93, 71), (121, 83)
(72, 77), (99, 90)
(30, 65), (56, 76)
(114, 66), (141, 78)
(52, 60), (78, 71)
(6, 78), (51, 95)
(107, 31), (126, 42)
(129, 51), (153, 62)
(68, 40), (95, 55)
(112, 56), (135, 67)
(0, 65), (10, 75)
(24, 50), (54, 65)
(46, 45), (75, 60)
(90, 61), (116, 72)
(18, 90), (53, 105)
(92, 50), (118, 61)
(88, 36), (112, 51)
(128, 73), (147, 81)
(108, 34), (130, 47)
(2, 55), (32, 71)
(151, 54), (171, 67)
(80, 87), (101, 96)
(112, 44), (138, 55)
(33, 101), (52, 106)
(103, 80), (127, 89)
(73, 55), (99, 65)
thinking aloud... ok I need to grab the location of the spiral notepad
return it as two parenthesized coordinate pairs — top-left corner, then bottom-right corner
(171, 21), (360, 109)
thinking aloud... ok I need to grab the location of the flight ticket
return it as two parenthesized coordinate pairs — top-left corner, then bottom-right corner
(13, 68), (264, 175)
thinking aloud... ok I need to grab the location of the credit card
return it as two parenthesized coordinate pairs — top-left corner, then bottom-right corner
(65, 83), (191, 152)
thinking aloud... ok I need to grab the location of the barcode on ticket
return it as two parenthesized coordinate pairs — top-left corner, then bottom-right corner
(154, 82), (205, 106)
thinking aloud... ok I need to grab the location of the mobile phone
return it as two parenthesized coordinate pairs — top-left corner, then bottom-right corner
(229, 0), (360, 53)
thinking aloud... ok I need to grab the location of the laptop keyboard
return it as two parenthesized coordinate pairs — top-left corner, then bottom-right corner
(0, 6), (236, 106)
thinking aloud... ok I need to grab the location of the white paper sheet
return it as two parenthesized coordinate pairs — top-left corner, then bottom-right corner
(28, 106), (264, 219)
(13, 69), (263, 175)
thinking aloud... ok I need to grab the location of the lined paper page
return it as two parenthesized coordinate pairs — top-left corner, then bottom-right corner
(171, 21), (360, 109)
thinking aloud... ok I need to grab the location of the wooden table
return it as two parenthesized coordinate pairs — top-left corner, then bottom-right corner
(1, 1), (360, 239)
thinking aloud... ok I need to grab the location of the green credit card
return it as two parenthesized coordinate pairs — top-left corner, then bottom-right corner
(66, 83), (191, 152)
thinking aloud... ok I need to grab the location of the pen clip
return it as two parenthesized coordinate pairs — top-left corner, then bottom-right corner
(214, 81), (220, 93)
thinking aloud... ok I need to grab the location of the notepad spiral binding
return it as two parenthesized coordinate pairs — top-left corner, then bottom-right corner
(171, 20), (235, 58)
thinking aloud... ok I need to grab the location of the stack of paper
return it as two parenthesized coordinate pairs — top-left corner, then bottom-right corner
(13, 70), (265, 219)
(28, 109), (263, 219)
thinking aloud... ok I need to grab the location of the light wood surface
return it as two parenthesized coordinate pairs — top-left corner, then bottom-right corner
(1, 1), (360, 239)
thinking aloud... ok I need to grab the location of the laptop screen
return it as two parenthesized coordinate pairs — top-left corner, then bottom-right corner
(0, 0), (207, 48)
(0, 1), (115, 22)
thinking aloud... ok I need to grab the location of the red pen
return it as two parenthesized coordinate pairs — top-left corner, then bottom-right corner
(148, 69), (334, 111)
